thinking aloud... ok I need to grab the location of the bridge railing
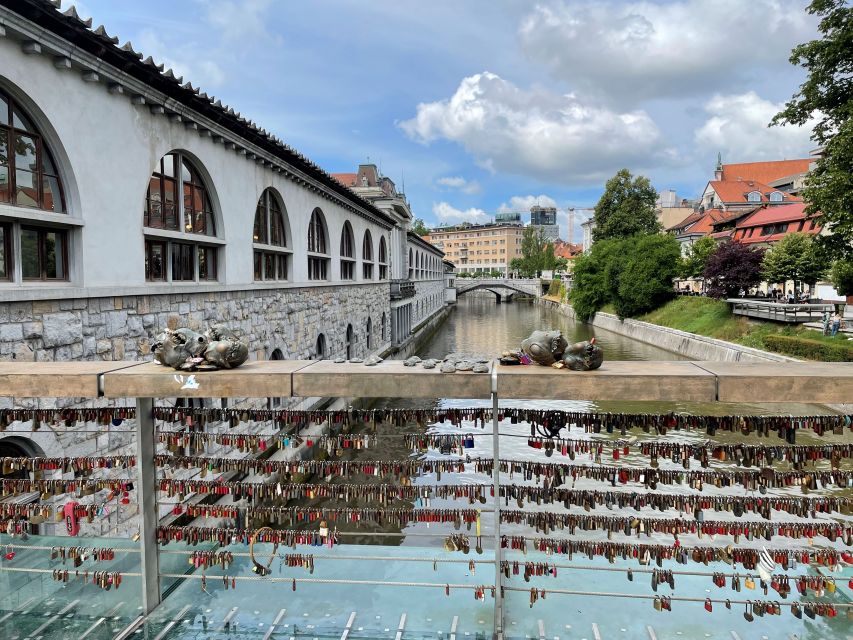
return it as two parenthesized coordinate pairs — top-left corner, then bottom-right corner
(0, 359), (852, 639)
(728, 299), (836, 323)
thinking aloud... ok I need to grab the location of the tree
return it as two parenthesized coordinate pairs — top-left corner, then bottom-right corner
(772, 0), (853, 261)
(703, 241), (765, 299)
(830, 259), (853, 296)
(613, 234), (681, 318)
(592, 169), (661, 241)
(762, 233), (826, 290)
(511, 226), (556, 277)
(569, 239), (623, 321)
(411, 218), (429, 236)
(680, 236), (716, 280)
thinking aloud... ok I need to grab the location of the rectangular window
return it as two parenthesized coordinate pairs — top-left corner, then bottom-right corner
(308, 256), (328, 281)
(198, 246), (216, 281)
(363, 263), (373, 280)
(254, 251), (262, 280)
(171, 243), (194, 281)
(276, 254), (288, 280)
(341, 259), (355, 280)
(144, 240), (166, 281)
(21, 226), (66, 280)
(379, 264), (387, 280)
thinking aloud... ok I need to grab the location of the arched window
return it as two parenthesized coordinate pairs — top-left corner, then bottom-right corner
(0, 88), (68, 282)
(362, 230), (374, 280)
(345, 324), (354, 360)
(381, 312), (386, 343)
(314, 333), (327, 360)
(253, 188), (290, 281)
(307, 208), (329, 280)
(0, 88), (64, 213)
(747, 191), (761, 203)
(366, 317), (372, 350)
(144, 151), (218, 282)
(769, 191), (784, 202)
(378, 236), (388, 280)
(340, 221), (355, 280)
(408, 248), (414, 279)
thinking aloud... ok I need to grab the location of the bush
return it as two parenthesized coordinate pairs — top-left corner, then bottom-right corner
(763, 335), (853, 361)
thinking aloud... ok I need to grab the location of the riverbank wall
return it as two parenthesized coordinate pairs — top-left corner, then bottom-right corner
(539, 298), (792, 362)
(383, 304), (452, 360)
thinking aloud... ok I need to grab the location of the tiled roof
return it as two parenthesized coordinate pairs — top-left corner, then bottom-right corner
(553, 241), (583, 259)
(331, 173), (358, 187)
(7, 0), (395, 226)
(678, 211), (715, 236)
(707, 180), (799, 204)
(735, 203), (809, 228)
(720, 159), (812, 184)
(667, 211), (703, 232)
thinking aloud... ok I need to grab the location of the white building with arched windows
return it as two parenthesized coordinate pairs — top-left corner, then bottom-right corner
(0, 1), (446, 367)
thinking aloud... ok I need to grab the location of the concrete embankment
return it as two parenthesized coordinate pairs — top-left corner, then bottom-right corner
(540, 298), (792, 363)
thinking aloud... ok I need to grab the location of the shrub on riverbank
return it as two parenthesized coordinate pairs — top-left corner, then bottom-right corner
(763, 335), (853, 361)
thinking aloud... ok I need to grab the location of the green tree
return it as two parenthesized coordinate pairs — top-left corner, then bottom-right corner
(411, 218), (429, 236)
(772, 0), (853, 260)
(830, 259), (853, 296)
(511, 226), (547, 276)
(613, 234), (681, 318)
(762, 233), (826, 290)
(569, 239), (623, 321)
(592, 169), (661, 242)
(680, 236), (716, 279)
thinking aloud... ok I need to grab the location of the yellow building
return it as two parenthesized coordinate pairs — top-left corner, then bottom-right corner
(426, 222), (525, 275)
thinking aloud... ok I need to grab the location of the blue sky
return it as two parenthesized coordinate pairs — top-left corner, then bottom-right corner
(75, 0), (819, 241)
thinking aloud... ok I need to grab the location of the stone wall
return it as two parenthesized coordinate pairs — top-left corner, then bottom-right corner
(1, 283), (390, 370)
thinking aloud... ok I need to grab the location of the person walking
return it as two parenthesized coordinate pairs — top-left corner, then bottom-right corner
(830, 311), (843, 337)
(822, 310), (831, 336)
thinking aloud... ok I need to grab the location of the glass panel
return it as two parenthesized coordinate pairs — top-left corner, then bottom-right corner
(276, 254), (287, 280)
(146, 241), (165, 280)
(42, 150), (57, 175)
(0, 94), (7, 126)
(42, 175), (62, 212)
(271, 211), (284, 246)
(43, 230), (64, 279)
(0, 131), (7, 167)
(20, 227), (39, 278)
(253, 204), (266, 244)
(172, 243), (194, 281)
(14, 134), (37, 171)
(162, 153), (176, 177)
(181, 158), (193, 183)
(0, 164), (8, 204)
(0, 226), (7, 279)
(253, 251), (262, 280)
(15, 169), (38, 208)
(162, 176), (177, 230)
(198, 246), (216, 280)
(263, 252), (275, 280)
(11, 106), (34, 132)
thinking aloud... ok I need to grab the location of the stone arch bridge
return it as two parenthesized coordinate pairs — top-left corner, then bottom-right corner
(454, 278), (543, 302)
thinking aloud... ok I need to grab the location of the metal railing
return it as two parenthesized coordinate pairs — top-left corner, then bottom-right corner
(728, 299), (836, 323)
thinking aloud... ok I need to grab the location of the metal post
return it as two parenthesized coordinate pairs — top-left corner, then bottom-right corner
(490, 369), (503, 639)
(135, 397), (161, 613)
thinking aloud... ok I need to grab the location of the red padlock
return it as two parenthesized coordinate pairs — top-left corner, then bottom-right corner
(64, 500), (80, 536)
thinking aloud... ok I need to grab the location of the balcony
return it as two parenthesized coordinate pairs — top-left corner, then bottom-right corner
(390, 278), (416, 300)
(0, 360), (851, 639)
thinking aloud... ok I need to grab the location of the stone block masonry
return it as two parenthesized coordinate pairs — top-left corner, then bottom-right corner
(0, 283), (390, 368)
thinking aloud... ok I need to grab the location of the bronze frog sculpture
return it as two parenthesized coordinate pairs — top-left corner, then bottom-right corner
(520, 330), (603, 371)
(152, 326), (249, 371)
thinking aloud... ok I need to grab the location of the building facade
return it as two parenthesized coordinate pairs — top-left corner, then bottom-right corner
(428, 222), (524, 275)
(529, 205), (560, 242)
(331, 164), (446, 346)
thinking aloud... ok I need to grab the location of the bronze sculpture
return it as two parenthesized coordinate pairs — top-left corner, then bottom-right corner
(518, 329), (603, 371)
(152, 326), (249, 371)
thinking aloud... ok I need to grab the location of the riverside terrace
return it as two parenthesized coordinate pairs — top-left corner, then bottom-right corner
(0, 359), (852, 640)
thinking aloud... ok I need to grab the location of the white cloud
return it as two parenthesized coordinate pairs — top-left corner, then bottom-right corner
(202, 0), (274, 42)
(137, 30), (226, 88)
(400, 72), (669, 184)
(432, 202), (491, 225)
(694, 92), (815, 161)
(519, 0), (816, 104)
(497, 195), (558, 213)
(437, 176), (482, 195)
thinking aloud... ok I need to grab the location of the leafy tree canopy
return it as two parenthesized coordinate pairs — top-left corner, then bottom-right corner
(680, 236), (716, 280)
(703, 241), (765, 299)
(762, 232), (826, 287)
(411, 218), (430, 236)
(592, 169), (661, 242)
(772, 0), (853, 260)
(511, 226), (565, 277)
(830, 259), (853, 296)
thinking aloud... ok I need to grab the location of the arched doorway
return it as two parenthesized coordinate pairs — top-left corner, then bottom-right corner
(345, 324), (354, 360)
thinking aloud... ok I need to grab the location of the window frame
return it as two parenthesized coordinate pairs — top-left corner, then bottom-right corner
(252, 189), (291, 282)
(307, 208), (330, 281)
(378, 236), (388, 280)
(340, 221), (355, 281)
(0, 90), (65, 213)
(0, 222), (10, 281)
(19, 224), (68, 281)
(362, 230), (374, 280)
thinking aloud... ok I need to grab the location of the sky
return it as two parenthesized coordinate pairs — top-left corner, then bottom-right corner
(73, 0), (820, 242)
